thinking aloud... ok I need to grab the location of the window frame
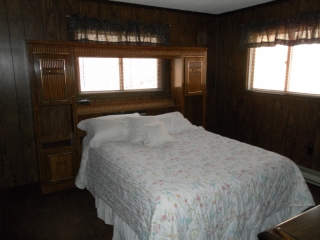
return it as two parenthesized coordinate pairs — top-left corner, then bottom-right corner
(246, 46), (320, 98)
(74, 55), (171, 100)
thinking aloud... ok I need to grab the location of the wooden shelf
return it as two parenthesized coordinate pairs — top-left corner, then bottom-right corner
(77, 98), (175, 115)
(42, 139), (75, 150)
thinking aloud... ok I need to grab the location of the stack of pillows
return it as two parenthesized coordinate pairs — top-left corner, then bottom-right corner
(77, 111), (197, 147)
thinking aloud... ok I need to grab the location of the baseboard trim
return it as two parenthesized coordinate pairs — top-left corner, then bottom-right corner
(298, 165), (320, 187)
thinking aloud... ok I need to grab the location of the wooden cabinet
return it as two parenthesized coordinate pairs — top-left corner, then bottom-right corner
(33, 55), (72, 105)
(41, 147), (76, 190)
(28, 42), (78, 193)
(258, 205), (320, 240)
(184, 57), (205, 96)
(27, 41), (207, 193)
(172, 51), (207, 127)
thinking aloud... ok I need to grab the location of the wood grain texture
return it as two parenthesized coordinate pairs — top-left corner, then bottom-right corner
(0, 0), (214, 189)
(105, 2), (119, 21)
(22, 0), (44, 40)
(131, 5), (144, 22)
(48, 151), (74, 182)
(0, 0), (27, 188)
(98, 2), (108, 19)
(216, 0), (320, 171)
(258, 205), (320, 240)
(118, 4), (133, 22)
(58, 0), (78, 41)
(187, 13), (198, 47)
(39, 105), (73, 144)
(166, 12), (180, 46)
(178, 13), (189, 47)
(89, 1), (100, 17)
(78, 0), (91, 17)
(144, 8), (164, 25)
(42, 0), (60, 41)
(40, 59), (68, 101)
(202, 15), (217, 133)
(294, 102), (319, 168)
(4, 0), (318, 190)
(7, 0), (38, 185)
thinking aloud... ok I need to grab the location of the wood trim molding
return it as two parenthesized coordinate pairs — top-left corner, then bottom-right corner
(32, 45), (70, 54)
(27, 40), (207, 58)
(74, 47), (182, 57)
(76, 98), (175, 115)
(183, 51), (206, 57)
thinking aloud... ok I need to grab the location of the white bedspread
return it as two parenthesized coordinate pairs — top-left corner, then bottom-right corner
(76, 127), (314, 240)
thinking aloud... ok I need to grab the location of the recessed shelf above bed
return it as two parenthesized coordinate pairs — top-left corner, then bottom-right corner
(77, 98), (175, 116)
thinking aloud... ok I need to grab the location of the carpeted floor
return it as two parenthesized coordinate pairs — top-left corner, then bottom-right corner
(0, 182), (319, 240)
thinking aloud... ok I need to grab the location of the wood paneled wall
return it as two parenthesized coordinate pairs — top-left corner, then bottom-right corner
(4, 0), (319, 189)
(216, 0), (320, 171)
(0, 0), (217, 189)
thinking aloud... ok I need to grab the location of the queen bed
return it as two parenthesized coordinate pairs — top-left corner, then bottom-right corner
(75, 111), (315, 240)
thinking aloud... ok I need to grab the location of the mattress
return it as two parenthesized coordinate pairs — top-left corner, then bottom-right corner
(76, 127), (315, 240)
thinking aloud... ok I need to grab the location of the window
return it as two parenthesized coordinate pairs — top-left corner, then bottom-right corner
(77, 57), (160, 93)
(248, 44), (320, 96)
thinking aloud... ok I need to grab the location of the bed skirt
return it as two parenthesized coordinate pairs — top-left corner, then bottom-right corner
(94, 195), (308, 240)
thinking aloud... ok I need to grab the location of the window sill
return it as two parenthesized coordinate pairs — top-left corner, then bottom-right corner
(77, 89), (167, 101)
(76, 98), (175, 116)
(245, 89), (320, 103)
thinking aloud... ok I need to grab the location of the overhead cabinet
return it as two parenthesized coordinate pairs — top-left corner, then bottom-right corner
(172, 52), (207, 127)
(33, 54), (72, 105)
(184, 57), (205, 96)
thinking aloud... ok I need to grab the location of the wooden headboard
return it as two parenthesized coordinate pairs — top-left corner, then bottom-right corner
(76, 98), (176, 144)
(27, 40), (206, 193)
(76, 98), (175, 122)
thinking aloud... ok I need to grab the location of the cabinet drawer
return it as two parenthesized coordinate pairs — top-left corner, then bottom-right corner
(40, 147), (76, 193)
(48, 151), (74, 182)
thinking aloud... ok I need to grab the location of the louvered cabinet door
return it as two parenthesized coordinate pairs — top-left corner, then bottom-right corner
(33, 55), (72, 106)
(183, 56), (207, 128)
(40, 147), (76, 193)
(184, 57), (205, 96)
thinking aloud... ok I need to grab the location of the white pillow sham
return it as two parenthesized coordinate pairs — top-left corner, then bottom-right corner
(142, 122), (175, 147)
(77, 113), (139, 148)
(155, 111), (197, 133)
(126, 116), (159, 143)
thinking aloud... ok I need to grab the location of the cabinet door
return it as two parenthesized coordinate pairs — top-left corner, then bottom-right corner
(184, 57), (205, 96)
(33, 54), (72, 106)
(40, 147), (76, 193)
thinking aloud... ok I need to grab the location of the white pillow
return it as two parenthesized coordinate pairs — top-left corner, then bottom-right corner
(155, 111), (197, 133)
(142, 122), (175, 147)
(126, 116), (159, 143)
(77, 113), (139, 148)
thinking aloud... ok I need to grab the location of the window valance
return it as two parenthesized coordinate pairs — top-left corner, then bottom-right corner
(240, 11), (320, 48)
(66, 14), (170, 46)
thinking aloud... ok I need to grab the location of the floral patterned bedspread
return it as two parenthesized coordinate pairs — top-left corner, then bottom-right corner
(76, 127), (314, 240)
